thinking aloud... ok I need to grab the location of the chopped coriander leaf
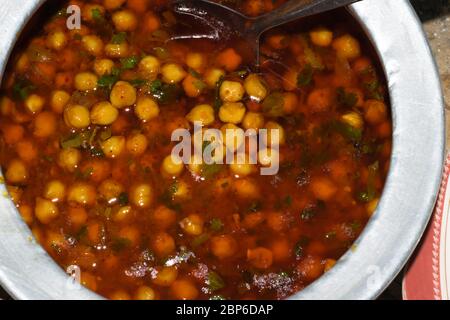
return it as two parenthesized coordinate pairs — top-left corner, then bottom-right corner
(297, 63), (313, 87)
(90, 147), (104, 158)
(214, 76), (225, 110)
(97, 74), (120, 91)
(262, 92), (285, 117)
(191, 233), (210, 247)
(284, 195), (293, 207)
(91, 8), (103, 21)
(209, 218), (224, 232)
(12, 79), (36, 101)
(207, 271), (225, 292)
(118, 192), (129, 205)
(111, 238), (131, 252)
(301, 207), (316, 220)
(111, 32), (127, 44)
(153, 47), (169, 59)
(337, 87), (358, 108)
(200, 163), (222, 179)
(129, 79), (148, 87)
(188, 68), (201, 78)
(247, 201), (262, 213)
(61, 134), (85, 149)
(120, 56), (139, 70)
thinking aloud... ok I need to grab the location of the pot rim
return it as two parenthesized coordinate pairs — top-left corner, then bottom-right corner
(0, 0), (445, 300)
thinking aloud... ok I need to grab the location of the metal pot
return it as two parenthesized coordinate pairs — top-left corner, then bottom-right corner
(0, 0), (445, 300)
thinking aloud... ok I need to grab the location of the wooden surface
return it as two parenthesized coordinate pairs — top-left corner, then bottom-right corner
(0, 1), (448, 300)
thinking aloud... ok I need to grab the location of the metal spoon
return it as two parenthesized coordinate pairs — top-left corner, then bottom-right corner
(170, 0), (362, 66)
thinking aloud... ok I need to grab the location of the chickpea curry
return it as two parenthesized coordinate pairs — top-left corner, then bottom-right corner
(0, 0), (392, 300)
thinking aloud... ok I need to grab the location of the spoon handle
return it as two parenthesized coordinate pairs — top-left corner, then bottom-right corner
(250, 0), (362, 35)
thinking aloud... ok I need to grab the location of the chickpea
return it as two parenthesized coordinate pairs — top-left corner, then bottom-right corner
(244, 74), (267, 102)
(173, 180), (191, 201)
(332, 34), (361, 60)
(135, 286), (157, 300)
(296, 256), (324, 281)
(151, 205), (177, 230)
(82, 35), (104, 56)
(307, 88), (332, 112)
(1, 96), (15, 116)
(210, 235), (237, 260)
(342, 112), (364, 129)
(35, 197), (59, 224)
(44, 180), (65, 202)
(220, 81), (245, 102)
(324, 259), (337, 272)
(110, 290), (131, 300)
(310, 27), (333, 47)
(74, 72), (98, 91)
(101, 136), (126, 158)
(242, 112), (265, 130)
(139, 55), (160, 79)
(204, 68), (225, 88)
(105, 43), (130, 58)
(64, 105), (91, 129)
(161, 63), (187, 84)
(126, 133), (148, 156)
(99, 179), (124, 203)
(258, 148), (279, 167)
(16, 53), (30, 73)
(135, 97), (160, 121)
(311, 177), (337, 201)
(112, 10), (138, 31)
(180, 214), (204, 236)
(221, 123), (245, 152)
(367, 198), (379, 217)
(103, 0), (126, 10)
(265, 121), (286, 146)
(68, 207), (88, 228)
(19, 205), (33, 225)
(90, 101), (119, 125)
(113, 205), (133, 223)
(5, 159), (28, 184)
(131, 183), (153, 208)
(271, 238), (291, 262)
(50, 90), (70, 114)
(46, 30), (67, 50)
(67, 183), (97, 206)
(364, 100), (387, 125)
(171, 279), (199, 300)
(161, 155), (184, 178)
(219, 102), (246, 124)
(58, 148), (81, 172)
(82, 4), (105, 22)
(119, 225), (140, 246)
(33, 111), (57, 138)
(110, 81), (137, 109)
(182, 75), (204, 98)
(152, 266), (178, 287)
(94, 59), (115, 76)
(247, 247), (273, 269)
(233, 178), (260, 199)
(186, 104), (215, 126)
(25, 94), (45, 114)
(230, 156), (256, 177)
(152, 232), (175, 257)
(183, 53), (203, 71)
(16, 140), (37, 163)
(7, 186), (23, 203)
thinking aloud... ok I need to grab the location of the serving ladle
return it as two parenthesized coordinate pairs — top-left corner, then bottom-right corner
(170, 0), (362, 67)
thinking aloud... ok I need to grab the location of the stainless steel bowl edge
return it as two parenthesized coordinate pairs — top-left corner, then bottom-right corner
(0, 0), (445, 300)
